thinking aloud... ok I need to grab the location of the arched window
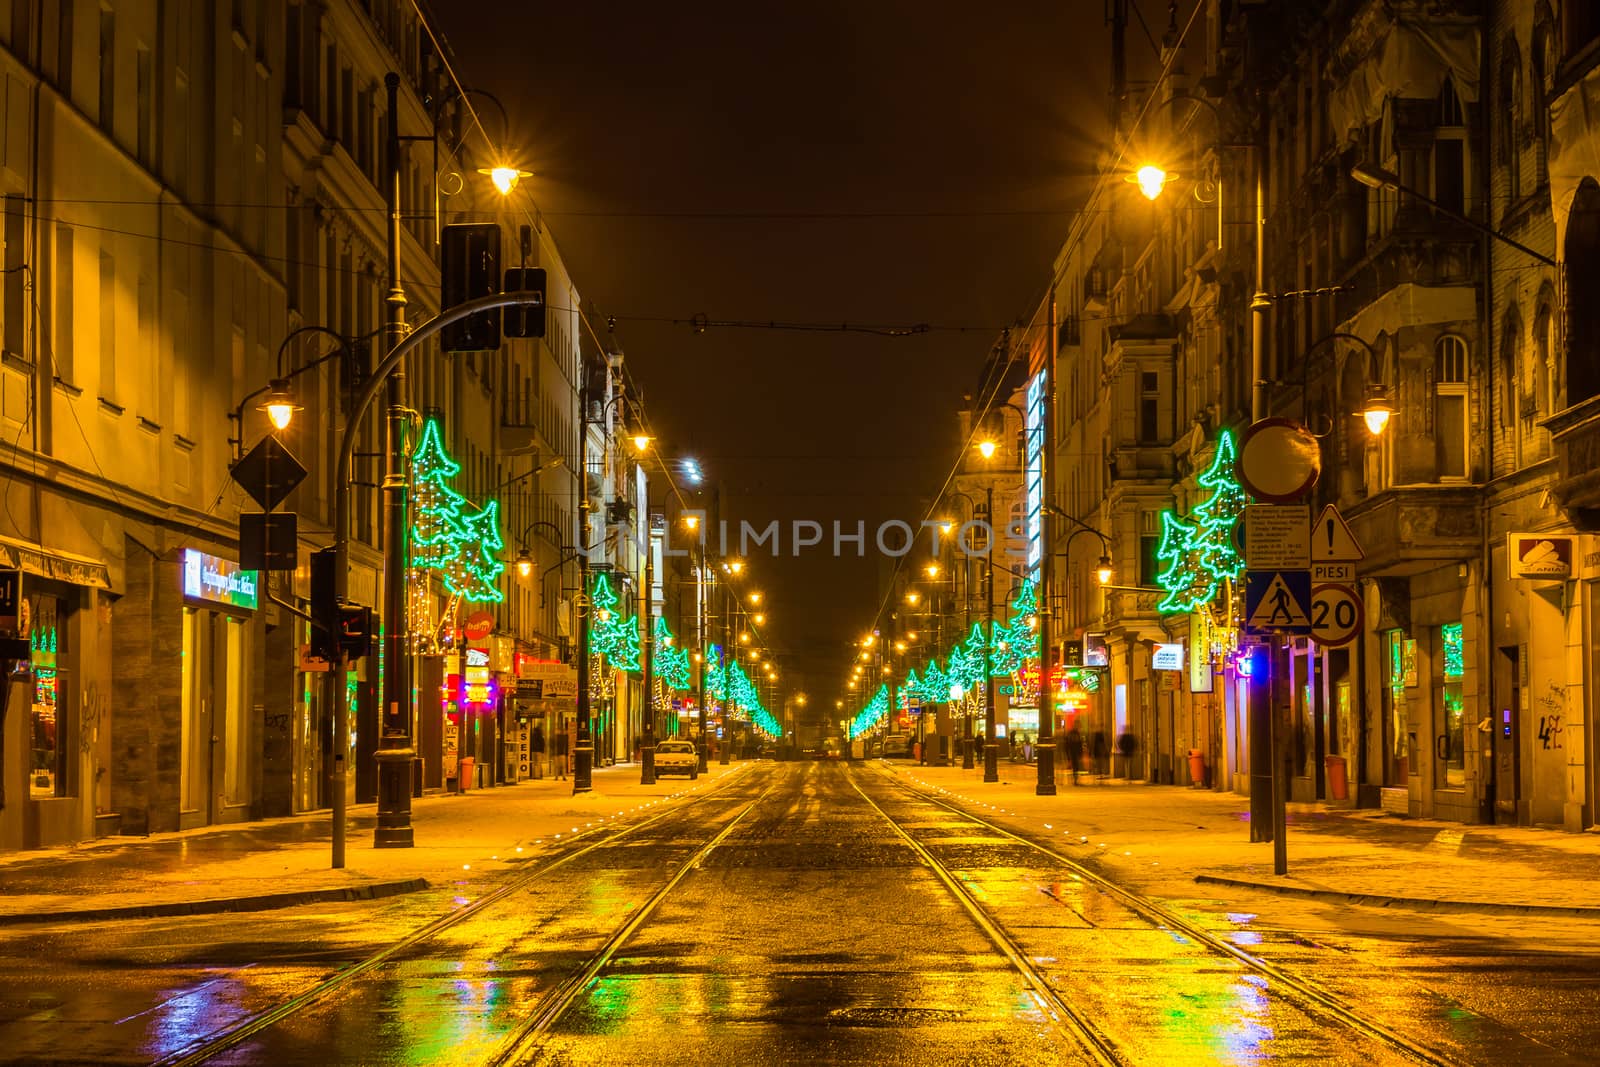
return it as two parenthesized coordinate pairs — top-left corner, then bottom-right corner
(1533, 2), (1555, 186)
(1564, 179), (1600, 407)
(1499, 41), (1522, 199)
(1435, 335), (1469, 479)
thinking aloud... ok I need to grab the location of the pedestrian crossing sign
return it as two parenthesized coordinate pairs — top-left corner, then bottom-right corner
(1244, 570), (1312, 634)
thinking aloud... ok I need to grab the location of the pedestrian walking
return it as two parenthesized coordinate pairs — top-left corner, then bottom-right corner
(530, 723), (546, 780)
(555, 725), (569, 781)
(1065, 726), (1084, 785)
(1117, 731), (1138, 778)
(1091, 730), (1109, 780)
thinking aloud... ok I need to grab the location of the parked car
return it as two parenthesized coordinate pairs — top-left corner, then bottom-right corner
(863, 738), (883, 759)
(820, 737), (843, 760)
(881, 734), (912, 758)
(653, 739), (699, 779)
(756, 742), (778, 760)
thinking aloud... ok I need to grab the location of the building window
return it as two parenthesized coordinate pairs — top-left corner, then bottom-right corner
(1438, 622), (1465, 790)
(1533, 4), (1554, 187)
(1434, 78), (1466, 216)
(1499, 43), (1522, 200)
(98, 5), (114, 134)
(1435, 335), (1468, 479)
(1138, 370), (1160, 444)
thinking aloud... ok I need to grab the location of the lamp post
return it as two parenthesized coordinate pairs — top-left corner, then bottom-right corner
(640, 520), (657, 786)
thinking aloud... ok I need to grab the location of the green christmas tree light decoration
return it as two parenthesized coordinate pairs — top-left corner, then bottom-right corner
(654, 616), (693, 691)
(1155, 431), (1248, 615)
(900, 668), (920, 710)
(588, 572), (641, 672)
(918, 660), (948, 704)
(409, 417), (506, 603)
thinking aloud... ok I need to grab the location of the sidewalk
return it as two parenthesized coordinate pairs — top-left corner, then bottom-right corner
(878, 759), (1600, 917)
(0, 761), (749, 925)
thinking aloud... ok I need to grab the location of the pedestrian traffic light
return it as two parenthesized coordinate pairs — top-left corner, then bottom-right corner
(338, 604), (374, 661)
(503, 267), (546, 338)
(310, 547), (339, 662)
(440, 223), (501, 352)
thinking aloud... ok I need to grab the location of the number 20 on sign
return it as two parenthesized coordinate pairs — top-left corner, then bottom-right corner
(1310, 583), (1362, 647)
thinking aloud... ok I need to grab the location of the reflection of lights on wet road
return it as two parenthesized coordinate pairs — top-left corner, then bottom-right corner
(140, 971), (255, 1060)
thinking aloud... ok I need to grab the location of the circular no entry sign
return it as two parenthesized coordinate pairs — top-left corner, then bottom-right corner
(1236, 417), (1321, 503)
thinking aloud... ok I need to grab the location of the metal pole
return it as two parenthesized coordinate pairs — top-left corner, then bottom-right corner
(374, 72), (413, 848)
(641, 528), (656, 784)
(574, 388), (593, 794)
(1247, 94), (1280, 863)
(721, 583), (731, 765)
(696, 548), (708, 772)
(983, 483), (999, 784)
(1037, 297), (1057, 796)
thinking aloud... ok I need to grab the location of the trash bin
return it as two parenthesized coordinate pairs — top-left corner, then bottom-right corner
(1325, 754), (1348, 801)
(1186, 749), (1207, 787)
(459, 757), (476, 792)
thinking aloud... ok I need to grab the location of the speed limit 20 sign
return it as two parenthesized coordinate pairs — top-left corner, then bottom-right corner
(1310, 584), (1362, 646)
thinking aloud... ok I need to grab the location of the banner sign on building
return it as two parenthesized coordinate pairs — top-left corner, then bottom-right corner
(1024, 370), (1045, 579)
(1152, 643), (1184, 671)
(1507, 533), (1572, 580)
(519, 658), (578, 699)
(181, 549), (258, 611)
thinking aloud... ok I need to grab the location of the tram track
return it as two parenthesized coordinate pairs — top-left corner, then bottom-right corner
(149, 766), (755, 1067)
(867, 764), (1466, 1067)
(486, 784), (775, 1066)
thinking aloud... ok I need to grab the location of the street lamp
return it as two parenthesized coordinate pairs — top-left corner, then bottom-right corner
(478, 166), (531, 195)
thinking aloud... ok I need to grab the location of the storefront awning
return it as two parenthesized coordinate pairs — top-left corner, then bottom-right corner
(0, 535), (112, 589)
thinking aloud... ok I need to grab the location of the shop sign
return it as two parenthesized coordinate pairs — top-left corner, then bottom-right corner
(464, 610), (496, 643)
(0, 568), (19, 632)
(181, 549), (258, 610)
(464, 646), (492, 703)
(1084, 633), (1109, 668)
(519, 658), (578, 698)
(1507, 533), (1573, 580)
(1189, 611), (1214, 693)
(1152, 643), (1183, 670)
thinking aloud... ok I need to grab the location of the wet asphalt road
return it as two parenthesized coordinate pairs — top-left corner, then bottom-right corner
(1, 761), (1597, 1065)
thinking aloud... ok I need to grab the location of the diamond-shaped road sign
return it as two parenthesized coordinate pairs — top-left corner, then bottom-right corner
(230, 436), (308, 512)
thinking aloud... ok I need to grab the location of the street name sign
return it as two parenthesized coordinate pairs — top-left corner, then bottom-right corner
(1244, 570), (1312, 634)
(1243, 505), (1310, 569)
(1310, 583), (1363, 646)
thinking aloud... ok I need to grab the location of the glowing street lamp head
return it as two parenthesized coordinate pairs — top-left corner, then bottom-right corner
(1096, 555), (1114, 585)
(259, 379), (302, 432)
(749, 591), (764, 605)
(683, 514), (700, 531)
(1362, 385), (1395, 436)
(515, 549), (534, 579)
(631, 433), (652, 452)
(976, 438), (998, 460)
(480, 166), (531, 195)
(925, 563), (940, 579)
(753, 613), (766, 626)
(1133, 163), (1171, 200)
(905, 591), (920, 605)
(727, 559), (744, 575)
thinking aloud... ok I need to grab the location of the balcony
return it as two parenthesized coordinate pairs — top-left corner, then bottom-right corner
(1345, 485), (1481, 576)
(1547, 393), (1600, 527)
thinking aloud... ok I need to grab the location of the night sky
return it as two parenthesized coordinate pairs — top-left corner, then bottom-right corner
(434, 1), (1162, 703)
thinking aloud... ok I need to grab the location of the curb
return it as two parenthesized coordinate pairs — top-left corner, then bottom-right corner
(0, 877), (430, 926)
(1194, 873), (1600, 918)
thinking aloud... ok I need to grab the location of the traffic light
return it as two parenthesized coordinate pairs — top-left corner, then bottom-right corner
(338, 604), (374, 661)
(503, 267), (546, 338)
(310, 547), (339, 662)
(440, 223), (501, 352)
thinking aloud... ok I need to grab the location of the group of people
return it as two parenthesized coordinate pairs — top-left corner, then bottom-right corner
(1061, 726), (1139, 784)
